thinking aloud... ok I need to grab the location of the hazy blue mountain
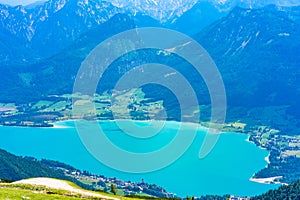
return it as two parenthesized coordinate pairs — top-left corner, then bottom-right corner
(206, 0), (300, 11)
(108, 0), (197, 22)
(0, 4), (32, 41)
(0, 1), (299, 115)
(30, 0), (123, 57)
(0, 0), (192, 63)
(170, 1), (228, 35)
(2, 0), (299, 64)
(269, 5), (300, 24)
(0, 13), (138, 102)
(1, 0), (299, 44)
(0, 0), (122, 62)
(196, 6), (300, 108)
(1, 6), (299, 105)
(0, 28), (36, 64)
(172, 0), (300, 35)
(79, 0), (300, 19)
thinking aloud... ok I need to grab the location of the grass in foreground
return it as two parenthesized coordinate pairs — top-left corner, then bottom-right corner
(0, 183), (149, 200)
(0, 187), (91, 200)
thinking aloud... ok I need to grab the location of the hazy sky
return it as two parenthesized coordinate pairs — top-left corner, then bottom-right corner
(1, 0), (300, 7)
(0, 0), (43, 6)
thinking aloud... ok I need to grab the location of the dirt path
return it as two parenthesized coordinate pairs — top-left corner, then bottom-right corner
(14, 177), (120, 200)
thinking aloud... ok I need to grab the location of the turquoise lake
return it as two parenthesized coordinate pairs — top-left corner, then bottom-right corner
(0, 120), (278, 197)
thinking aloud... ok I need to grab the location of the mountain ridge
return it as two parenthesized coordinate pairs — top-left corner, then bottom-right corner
(2, 0), (300, 64)
(197, 5), (300, 106)
(0, 0), (123, 61)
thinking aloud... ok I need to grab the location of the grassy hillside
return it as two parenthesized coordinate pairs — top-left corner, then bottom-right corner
(0, 181), (120, 200)
(0, 187), (93, 200)
(0, 149), (92, 190)
(0, 180), (172, 200)
(0, 149), (66, 181)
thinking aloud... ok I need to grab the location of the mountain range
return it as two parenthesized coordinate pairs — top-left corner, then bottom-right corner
(2, 0), (300, 64)
(0, 0), (299, 131)
(0, 4), (299, 99)
(0, 0), (123, 61)
(197, 5), (300, 107)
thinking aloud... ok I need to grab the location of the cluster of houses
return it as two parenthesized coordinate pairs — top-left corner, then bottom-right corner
(68, 170), (176, 198)
(250, 126), (300, 158)
(228, 196), (249, 200)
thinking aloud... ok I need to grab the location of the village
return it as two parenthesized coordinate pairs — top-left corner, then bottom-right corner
(52, 163), (177, 198)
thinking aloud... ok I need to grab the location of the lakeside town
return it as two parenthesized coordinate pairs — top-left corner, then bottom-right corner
(248, 125), (300, 183)
(41, 159), (177, 198)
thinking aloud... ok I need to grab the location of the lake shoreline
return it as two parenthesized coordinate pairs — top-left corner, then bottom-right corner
(54, 119), (281, 187)
(0, 121), (278, 197)
(246, 135), (280, 185)
(1, 117), (282, 187)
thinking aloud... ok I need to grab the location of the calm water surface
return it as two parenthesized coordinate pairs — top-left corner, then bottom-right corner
(0, 120), (278, 197)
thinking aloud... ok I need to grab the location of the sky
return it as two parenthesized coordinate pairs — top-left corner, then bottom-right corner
(0, 0), (44, 6)
(1, 0), (300, 7)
